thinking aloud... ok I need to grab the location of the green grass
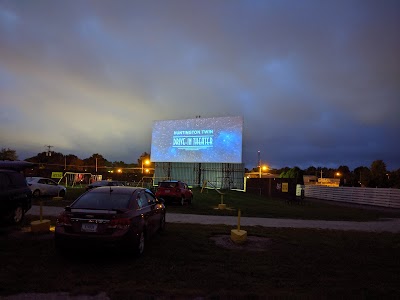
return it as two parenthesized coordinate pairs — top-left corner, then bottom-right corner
(32, 187), (400, 221)
(167, 188), (400, 221)
(1, 221), (400, 298)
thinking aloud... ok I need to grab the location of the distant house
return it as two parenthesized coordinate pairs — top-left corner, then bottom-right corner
(317, 177), (340, 187)
(245, 171), (279, 179)
(303, 175), (340, 187)
(303, 175), (318, 185)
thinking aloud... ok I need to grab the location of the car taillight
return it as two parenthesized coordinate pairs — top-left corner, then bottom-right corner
(109, 218), (131, 229)
(57, 212), (71, 226)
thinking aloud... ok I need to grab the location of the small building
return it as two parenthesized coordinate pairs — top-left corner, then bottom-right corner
(245, 172), (279, 179)
(317, 177), (340, 187)
(303, 175), (318, 185)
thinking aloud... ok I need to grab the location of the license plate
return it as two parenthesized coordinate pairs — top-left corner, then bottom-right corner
(82, 223), (97, 232)
(165, 189), (170, 193)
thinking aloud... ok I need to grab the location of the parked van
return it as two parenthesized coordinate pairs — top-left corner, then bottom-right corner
(0, 169), (32, 224)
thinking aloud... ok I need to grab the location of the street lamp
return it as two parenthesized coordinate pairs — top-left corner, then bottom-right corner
(142, 159), (150, 173)
(259, 165), (268, 178)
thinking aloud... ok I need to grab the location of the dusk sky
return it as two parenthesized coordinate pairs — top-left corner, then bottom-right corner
(1, 1), (399, 170)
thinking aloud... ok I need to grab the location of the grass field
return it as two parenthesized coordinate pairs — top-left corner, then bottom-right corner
(32, 187), (400, 221)
(1, 221), (399, 299)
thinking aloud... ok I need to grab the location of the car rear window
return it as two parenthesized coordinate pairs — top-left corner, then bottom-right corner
(0, 173), (11, 190)
(10, 173), (27, 187)
(72, 192), (131, 210)
(159, 182), (177, 188)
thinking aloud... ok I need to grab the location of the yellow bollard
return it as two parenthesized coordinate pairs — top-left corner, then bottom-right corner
(218, 194), (226, 210)
(31, 201), (50, 233)
(230, 209), (247, 244)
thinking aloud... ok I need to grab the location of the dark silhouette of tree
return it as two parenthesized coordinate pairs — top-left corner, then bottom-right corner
(112, 161), (128, 168)
(83, 154), (110, 173)
(353, 166), (371, 187)
(276, 167), (290, 176)
(137, 152), (151, 166)
(316, 167), (329, 179)
(337, 165), (351, 185)
(280, 167), (303, 182)
(370, 160), (388, 188)
(305, 166), (317, 176)
(389, 168), (400, 188)
(0, 148), (18, 160)
(65, 154), (84, 171)
(27, 152), (53, 164)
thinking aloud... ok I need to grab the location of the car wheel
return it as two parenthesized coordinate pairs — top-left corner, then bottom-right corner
(159, 214), (166, 232)
(12, 205), (24, 224)
(33, 189), (41, 198)
(137, 231), (145, 255)
(58, 190), (66, 197)
(180, 196), (185, 206)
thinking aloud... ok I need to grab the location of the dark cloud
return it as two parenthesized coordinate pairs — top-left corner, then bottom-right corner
(0, 0), (399, 169)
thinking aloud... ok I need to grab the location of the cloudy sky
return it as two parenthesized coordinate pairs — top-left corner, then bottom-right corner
(1, 0), (399, 170)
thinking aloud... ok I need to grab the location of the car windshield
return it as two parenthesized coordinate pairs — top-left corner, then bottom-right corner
(72, 192), (131, 210)
(159, 182), (177, 188)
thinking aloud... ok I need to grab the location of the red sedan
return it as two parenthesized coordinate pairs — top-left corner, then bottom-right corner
(55, 186), (165, 255)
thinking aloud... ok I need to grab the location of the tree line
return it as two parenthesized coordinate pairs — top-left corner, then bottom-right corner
(271, 160), (399, 188)
(0, 148), (151, 175)
(1, 148), (399, 188)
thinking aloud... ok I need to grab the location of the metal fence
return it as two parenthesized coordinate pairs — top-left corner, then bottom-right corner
(304, 185), (400, 209)
(153, 162), (245, 189)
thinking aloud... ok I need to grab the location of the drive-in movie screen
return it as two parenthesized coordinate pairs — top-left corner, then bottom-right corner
(151, 116), (243, 163)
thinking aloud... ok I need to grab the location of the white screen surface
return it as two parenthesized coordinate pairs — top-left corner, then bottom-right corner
(151, 116), (243, 163)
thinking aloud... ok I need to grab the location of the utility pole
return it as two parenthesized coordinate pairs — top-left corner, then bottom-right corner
(45, 145), (53, 156)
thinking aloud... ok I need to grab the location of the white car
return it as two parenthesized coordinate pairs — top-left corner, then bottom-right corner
(26, 177), (67, 198)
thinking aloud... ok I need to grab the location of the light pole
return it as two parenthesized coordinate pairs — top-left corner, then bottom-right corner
(260, 165), (268, 178)
(45, 145), (53, 156)
(142, 159), (150, 174)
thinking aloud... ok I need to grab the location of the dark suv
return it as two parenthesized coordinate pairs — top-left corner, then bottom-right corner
(0, 169), (32, 224)
(156, 180), (193, 206)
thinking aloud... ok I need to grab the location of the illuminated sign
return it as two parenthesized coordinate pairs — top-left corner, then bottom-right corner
(151, 116), (243, 163)
(51, 172), (63, 179)
(282, 182), (289, 193)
